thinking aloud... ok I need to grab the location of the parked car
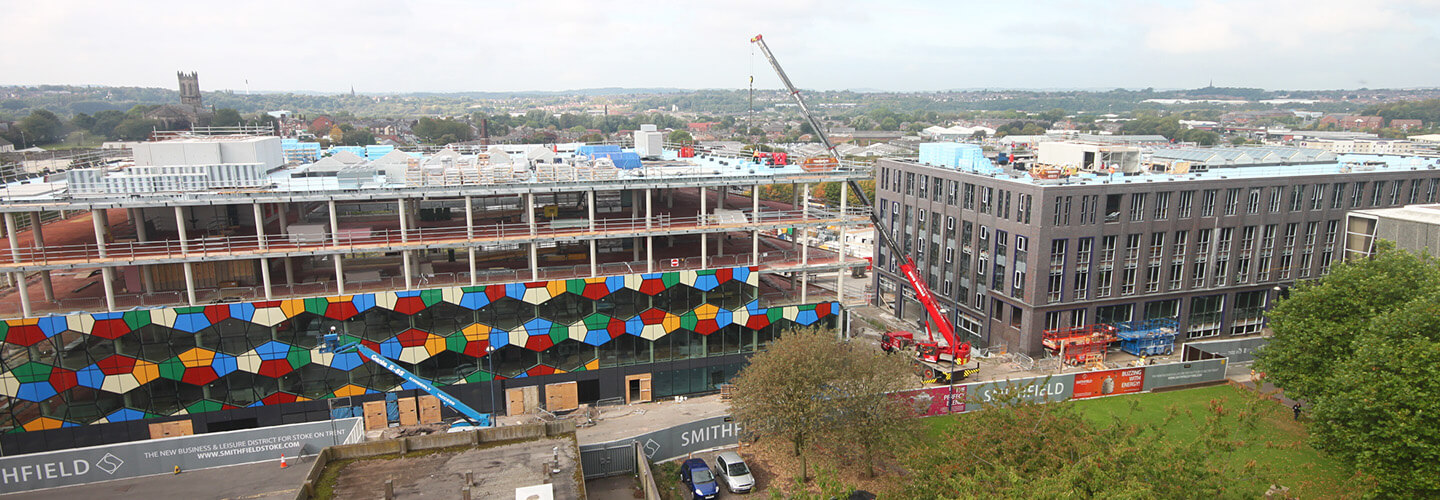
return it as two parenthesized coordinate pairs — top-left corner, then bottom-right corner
(714, 451), (756, 494)
(679, 458), (720, 500)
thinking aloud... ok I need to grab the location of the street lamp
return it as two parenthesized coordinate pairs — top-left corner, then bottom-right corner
(486, 345), (498, 424)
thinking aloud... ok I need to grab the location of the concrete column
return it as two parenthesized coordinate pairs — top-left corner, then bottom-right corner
(587, 191), (596, 231)
(403, 251), (413, 290)
(526, 193), (536, 236)
(715, 232), (724, 258)
(645, 189), (653, 230)
(718, 186), (726, 209)
(633, 238), (641, 261)
(334, 255), (346, 295)
(529, 243), (539, 280)
(752, 185), (760, 223)
(260, 257), (273, 299)
(699, 187), (707, 227)
(133, 208), (148, 241)
(589, 240), (597, 277)
(802, 226), (809, 265)
(800, 271), (808, 303)
(701, 231), (708, 269)
(398, 199), (408, 243)
(29, 212), (51, 302)
(283, 257), (295, 286)
(468, 248), (477, 286)
(464, 196), (474, 241)
(13, 272), (30, 317)
(329, 200), (341, 246)
(666, 189), (674, 209)
(175, 206), (189, 255)
(254, 203), (267, 250)
(277, 204), (290, 235)
(752, 230), (760, 266)
(646, 236), (654, 273)
(182, 262), (196, 305)
(93, 209), (109, 257)
(4, 213), (22, 263)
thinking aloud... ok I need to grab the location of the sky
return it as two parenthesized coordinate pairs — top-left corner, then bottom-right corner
(3, 0), (1439, 93)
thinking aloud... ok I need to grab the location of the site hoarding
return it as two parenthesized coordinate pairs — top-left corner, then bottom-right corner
(0, 418), (362, 495)
(892, 385), (968, 416)
(1183, 338), (1268, 364)
(1142, 358), (1228, 392)
(966, 374), (1075, 407)
(1072, 368), (1146, 399)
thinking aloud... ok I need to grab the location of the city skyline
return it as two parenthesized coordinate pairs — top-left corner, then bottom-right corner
(2, 1), (1439, 93)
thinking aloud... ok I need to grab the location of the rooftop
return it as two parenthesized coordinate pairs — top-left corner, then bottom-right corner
(899, 153), (1440, 187)
(1354, 204), (1440, 225)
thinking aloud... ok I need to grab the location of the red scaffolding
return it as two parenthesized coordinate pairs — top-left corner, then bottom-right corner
(1042, 324), (1118, 366)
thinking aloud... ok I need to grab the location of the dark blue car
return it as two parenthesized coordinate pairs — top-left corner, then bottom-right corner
(679, 458), (719, 500)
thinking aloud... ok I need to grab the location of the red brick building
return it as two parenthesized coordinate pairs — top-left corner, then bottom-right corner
(1391, 119), (1424, 130)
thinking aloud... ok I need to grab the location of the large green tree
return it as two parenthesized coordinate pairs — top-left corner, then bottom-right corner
(729, 327), (915, 483)
(1258, 243), (1440, 497)
(18, 109), (67, 145)
(900, 393), (1260, 498)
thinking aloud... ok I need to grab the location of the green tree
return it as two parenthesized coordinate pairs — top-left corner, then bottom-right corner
(19, 109), (67, 145)
(413, 117), (474, 144)
(1259, 243), (1440, 496)
(211, 108), (243, 127)
(729, 327), (915, 483)
(666, 130), (692, 143)
(113, 117), (159, 141)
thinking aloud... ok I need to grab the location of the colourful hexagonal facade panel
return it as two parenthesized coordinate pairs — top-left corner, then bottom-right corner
(76, 355), (160, 394)
(0, 265), (836, 430)
(237, 341), (311, 378)
(447, 323), (494, 357)
(0, 362), (77, 402)
(159, 348), (238, 386)
(380, 329), (448, 363)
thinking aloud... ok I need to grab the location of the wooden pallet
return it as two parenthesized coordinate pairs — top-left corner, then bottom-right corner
(719, 384), (735, 400)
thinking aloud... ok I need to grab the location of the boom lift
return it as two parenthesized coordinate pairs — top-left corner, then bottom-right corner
(751, 34), (976, 383)
(321, 327), (492, 427)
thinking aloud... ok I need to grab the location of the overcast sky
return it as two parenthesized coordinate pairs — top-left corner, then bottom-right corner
(4, 0), (1438, 93)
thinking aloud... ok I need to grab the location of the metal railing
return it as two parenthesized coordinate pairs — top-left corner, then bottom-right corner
(0, 207), (871, 269)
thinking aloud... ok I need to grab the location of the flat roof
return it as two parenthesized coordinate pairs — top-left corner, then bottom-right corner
(892, 154), (1440, 187)
(1354, 204), (1440, 225)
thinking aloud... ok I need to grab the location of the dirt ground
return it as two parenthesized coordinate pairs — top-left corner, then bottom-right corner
(319, 436), (583, 500)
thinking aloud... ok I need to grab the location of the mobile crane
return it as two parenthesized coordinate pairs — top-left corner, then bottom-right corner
(321, 327), (492, 427)
(750, 35), (976, 383)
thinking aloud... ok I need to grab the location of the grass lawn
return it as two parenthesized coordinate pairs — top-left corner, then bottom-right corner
(923, 384), (1371, 498)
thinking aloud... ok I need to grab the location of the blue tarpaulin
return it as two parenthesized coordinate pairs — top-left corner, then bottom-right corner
(919, 142), (999, 174)
(576, 145), (622, 157)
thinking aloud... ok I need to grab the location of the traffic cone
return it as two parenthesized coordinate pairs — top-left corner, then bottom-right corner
(173, 465), (181, 474)
(280, 454), (289, 469)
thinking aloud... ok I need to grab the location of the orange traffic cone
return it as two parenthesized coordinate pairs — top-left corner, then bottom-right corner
(280, 454), (289, 469)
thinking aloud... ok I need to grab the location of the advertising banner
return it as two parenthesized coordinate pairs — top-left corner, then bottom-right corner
(1072, 368), (1145, 399)
(1142, 359), (1228, 391)
(1183, 338), (1268, 364)
(966, 374), (1075, 407)
(893, 385), (968, 416)
(581, 415), (744, 464)
(0, 417), (362, 495)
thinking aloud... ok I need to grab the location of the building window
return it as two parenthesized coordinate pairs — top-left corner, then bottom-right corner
(1225, 188), (1240, 215)
(1217, 227), (1233, 255)
(880, 167), (889, 190)
(1269, 187), (1283, 213)
(1351, 181), (1366, 207)
(1389, 180), (1402, 206)
(1047, 274), (1064, 303)
(1257, 256), (1271, 282)
(918, 174), (928, 199)
(1283, 223), (1298, 248)
(1044, 311), (1062, 331)
(1311, 184), (1325, 210)
(1324, 220), (1340, 246)
(1096, 269), (1112, 298)
(1299, 252), (1313, 278)
(1011, 305), (1023, 328)
(933, 176), (944, 203)
(1018, 193), (1032, 224)
(1188, 294), (1225, 338)
(1279, 254), (1293, 280)
(1096, 304), (1133, 324)
(1371, 180), (1385, 207)
(963, 183), (975, 210)
(1246, 188), (1261, 214)
(947, 180), (958, 206)
(1320, 250), (1334, 275)
(1290, 185), (1305, 212)
(1069, 308), (1088, 328)
(980, 187), (993, 214)
(1409, 179), (1422, 205)
(1077, 237), (1093, 264)
(1105, 194), (1121, 223)
(1235, 257), (1250, 284)
(905, 172), (915, 196)
(1073, 270), (1090, 300)
(1053, 196), (1064, 226)
(1331, 182), (1346, 209)
(1145, 264), (1161, 293)
(1121, 268), (1137, 295)
(1154, 191), (1171, 220)
(1304, 221), (1319, 247)
(1079, 195), (1093, 224)
(1150, 232), (1165, 261)
(1261, 224), (1277, 253)
(1145, 299), (1180, 320)
(1212, 259), (1229, 287)
(1168, 263), (1183, 290)
(1125, 233), (1142, 263)
(1239, 226), (1256, 253)
(1201, 189), (1217, 217)
(1172, 231), (1188, 259)
(1178, 190), (1194, 218)
(1099, 235), (1117, 263)
(1428, 178), (1439, 203)
(1191, 258), (1207, 288)
(1195, 229), (1212, 257)
(1231, 290), (1267, 335)
(1129, 193), (1147, 222)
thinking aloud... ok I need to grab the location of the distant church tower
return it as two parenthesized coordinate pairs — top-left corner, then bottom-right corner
(177, 71), (202, 108)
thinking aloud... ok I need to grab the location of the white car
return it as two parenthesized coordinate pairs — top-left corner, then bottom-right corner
(714, 451), (755, 494)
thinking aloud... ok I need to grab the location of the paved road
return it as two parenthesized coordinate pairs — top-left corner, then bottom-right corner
(7, 455), (314, 500)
